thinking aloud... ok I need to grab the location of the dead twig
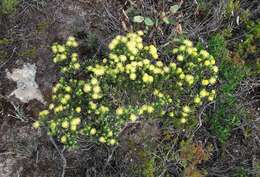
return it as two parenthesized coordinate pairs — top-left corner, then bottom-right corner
(49, 136), (67, 177)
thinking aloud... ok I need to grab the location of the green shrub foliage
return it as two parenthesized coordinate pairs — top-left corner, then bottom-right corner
(34, 32), (218, 147)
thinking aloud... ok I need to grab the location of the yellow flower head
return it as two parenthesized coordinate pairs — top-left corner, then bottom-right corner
(83, 84), (92, 93)
(200, 50), (209, 58)
(204, 60), (211, 66)
(130, 73), (137, 80)
(212, 66), (219, 73)
(71, 117), (81, 125)
(89, 102), (97, 110)
(99, 137), (106, 143)
(194, 96), (201, 104)
(202, 79), (209, 86)
(116, 107), (124, 115)
(180, 118), (187, 124)
(90, 128), (96, 135)
(183, 39), (193, 47)
(142, 73), (153, 83)
(147, 106), (154, 113)
(110, 139), (116, 145)
(209, 77), (217, 84)
(130, 114), (137, 122)
(91, 78), (98, 85)
(182, 105), (191, 113)
(61, 121), (69, 129)
(177, 55), (184, 62)
(93, 85), (101, 93)
(75, 107), (81, 113)
(200, 89), (209, 97)
(33, 121), (40, 129)
(61, 135), (67, 144)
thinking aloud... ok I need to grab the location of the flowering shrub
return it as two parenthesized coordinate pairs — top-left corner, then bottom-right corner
(33, 32), (218, 147)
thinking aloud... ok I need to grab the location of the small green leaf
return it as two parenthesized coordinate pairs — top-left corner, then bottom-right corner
(163, 17), (176, 25)
(170, 5), (180, 14)
(163, 17), (170, 24)
(144, 17), (154, 26)
(133, 16), (144, 23)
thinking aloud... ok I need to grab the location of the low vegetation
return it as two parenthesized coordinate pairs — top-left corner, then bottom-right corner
(0, 0), (259, 176)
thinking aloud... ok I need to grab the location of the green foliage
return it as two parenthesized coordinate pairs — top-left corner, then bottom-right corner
(207, 33), (229, 60)
(210, 62), (248, 143)
(34, 32), (218, 148)
(196, 0), (212, 13)
(0, 0), (19, 15)
(18, 47), (37, 58)
(137, 148), (155, 177)
(0, 38), (12, 62)
(0, 38), (12, 45)
(131, 4), (179, 28)
(225, 0), (240, 18)
(207, 34), (250, 143)
(231, 167), (249, 177)
(237, 21), (260, 60)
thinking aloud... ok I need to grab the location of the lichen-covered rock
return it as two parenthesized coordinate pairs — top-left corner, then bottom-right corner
(6, 63), (45, 104)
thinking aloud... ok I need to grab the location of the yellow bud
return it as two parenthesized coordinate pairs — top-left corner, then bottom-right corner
(108, 131), (113, 137)
(130, 73), (137, 80)
(200, 89), (209, 97)
(200, 50), (209, 58)
(93, 85), (101, 93)
(110, 139), (116, 145)
(143, 59), (150, 65)
(70, 125), (77, 131)
(179, 45), (186, 51)
(180, 118), (187, 123)
(71, 117), (81, 125)
(51, 45), (58, 53)
(116, 107), (124, 115)
(60, 135), (67, 144)
(137, 31), (144, 36)
(74, 63), (80, 70)
(65, 86), (72, 93)
(83, 84), (92, 93)
(89, 102), (97, 110)
(170, 63), (177, 69)
(57, 45), (65, 53)
(92, 93), (100, 100)
(91, 78), (98, 85)
(177, 55), (184, 62)
(90, 128), (96, 135)
(130, 114), (137, 122)
(156, 61), (163, 67)
(179, 73), (185, 80)
(208, 95), (214, 101)
(194, 96), (201, 104)
(49, 104), (55, 110)
(99, 137), (106, 143)
(212, 66), (218, 73)
(183, 39), (193, 47)
(172, 48), (178, 54)
(147, 106), (154, 113)
(61, 121), (69, 128)
(202, 79), (209, 86)
(183, 106), (191, 113)
(33, 121), (40, 129)
(75, 107), (81, 113)
(204, 60), (211, 66)
(209, 77), (217, 84)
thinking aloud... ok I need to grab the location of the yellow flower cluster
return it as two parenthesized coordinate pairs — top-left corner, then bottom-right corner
(34, 32), (219, 147)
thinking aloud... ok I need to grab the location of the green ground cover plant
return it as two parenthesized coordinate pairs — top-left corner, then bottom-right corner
(0, 0), (18, 15)
(207, 33), (250, 143)
(34, 32), (218, 148)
